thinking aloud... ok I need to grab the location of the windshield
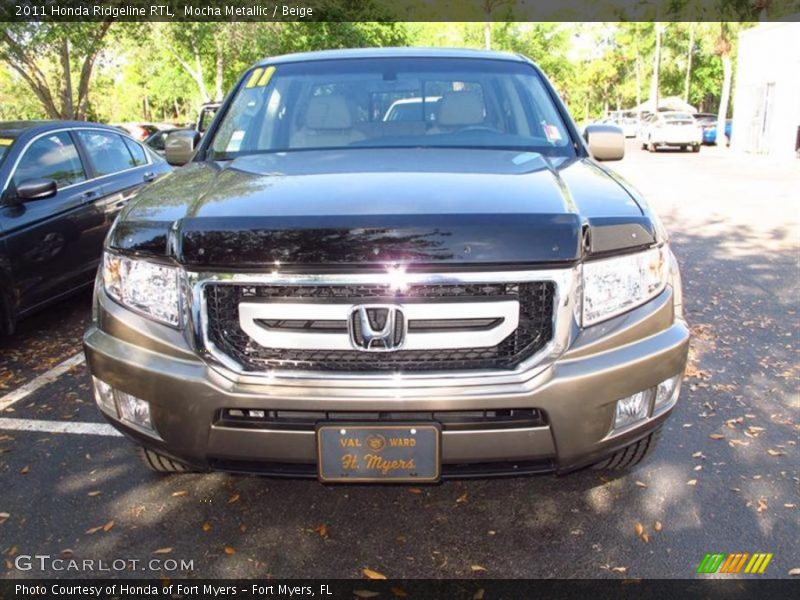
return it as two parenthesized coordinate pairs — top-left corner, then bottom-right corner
(209, 58), (575, 159)
(0, 137), (13, 166)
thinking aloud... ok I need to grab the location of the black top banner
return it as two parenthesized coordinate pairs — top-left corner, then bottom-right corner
(2, 0), (800, 22)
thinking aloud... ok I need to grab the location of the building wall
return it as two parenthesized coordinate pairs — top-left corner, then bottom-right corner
(731, 22), (800, 160)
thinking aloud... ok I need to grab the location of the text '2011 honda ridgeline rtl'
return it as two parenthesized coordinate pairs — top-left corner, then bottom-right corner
(84, 48), (689, 482)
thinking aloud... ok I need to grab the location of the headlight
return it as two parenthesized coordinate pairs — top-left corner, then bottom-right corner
(102, 252), (181, 326)
(582, 245), (669, 326)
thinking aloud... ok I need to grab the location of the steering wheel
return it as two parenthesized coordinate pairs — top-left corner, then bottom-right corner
(455, 125), (502, 134)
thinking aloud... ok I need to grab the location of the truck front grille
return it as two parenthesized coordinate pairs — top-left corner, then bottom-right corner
(204, 280), (555, 372)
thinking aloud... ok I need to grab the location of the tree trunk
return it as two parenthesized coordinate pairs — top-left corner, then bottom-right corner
(650, 24), (663, 112)
(684, 23), (695, 104)
(60, 37), (74, 119)
(484, 20), (491, 49)
(215, 35), (224, 101)
(635, 50), (641, 115)
(716, 53), (732, 146)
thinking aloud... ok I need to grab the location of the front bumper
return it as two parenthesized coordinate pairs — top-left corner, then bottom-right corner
(84, 273), (689, 477)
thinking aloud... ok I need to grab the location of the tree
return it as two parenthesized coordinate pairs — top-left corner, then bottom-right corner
(713, 23), (733, 146)
(0, 22), (114, 119)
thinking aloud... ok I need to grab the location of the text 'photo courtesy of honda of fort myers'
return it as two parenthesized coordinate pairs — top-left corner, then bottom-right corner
(84, 47), (688, 483)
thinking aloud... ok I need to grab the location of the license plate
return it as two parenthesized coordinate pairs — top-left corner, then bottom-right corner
(317, 423), (441, 483)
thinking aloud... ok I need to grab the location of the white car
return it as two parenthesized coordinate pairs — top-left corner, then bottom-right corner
(638, 112), (702, 152)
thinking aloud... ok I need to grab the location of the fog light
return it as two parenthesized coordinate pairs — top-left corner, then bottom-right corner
(655, 374), (682, 410)
(92, 377), (117, 417)
(116, 391), (153, 431)
(614, 390), (652, 430)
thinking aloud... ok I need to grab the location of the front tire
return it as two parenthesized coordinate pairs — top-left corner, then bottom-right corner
(692, 144), (701, 153)
(647, 139), (657, 152)
(138, 446), (194, 474)
(592, 427), (662, 471)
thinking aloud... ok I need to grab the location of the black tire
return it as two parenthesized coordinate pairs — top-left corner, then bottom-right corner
(680, 145), (687, 151)
(692, 144), (701, 153)
(137, 446), (193, 474)
(647, 140), (657, 152)
(592, 427), (662, 471)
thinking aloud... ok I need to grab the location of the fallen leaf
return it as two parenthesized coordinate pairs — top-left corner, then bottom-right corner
(314, 523), (329, 539)
(171, 490), (188, 497)
(20, 466), (29, 475)
(654, 521), (662, 532)
(58, 549), (73, 559)
(611, 566), (627, 573)
(223, 546), (236, 555)
(0, 512), (9, 520)
(470, 564), (488, 572)
(687, 479), (698, 486)
(789, 568), (800, 576)
(353, 591), (380, 599)
(757, 499), (768, 513)
(709, 434), (725, 440)
(692, 451), (704, 458)
(88, 491), (101, 497)
(634, 522), (644, 537)
(85, 525), (103, 534)
(694, 465), (703, 471)
(785, 504), (797, 509)
(473, 589), (485, 600)
(363, 568), (386, 580)
(456, 493), (468, 504)
(103, 520), (114, 532)
(767, 449), (785, 456)
(391, 587), (408, 598)
(202, 522), (212, 532)
(641, 533), (650, 543)
(635, 481), (648, 488)
(227, 493), (240, 504)
(153, 547), (173, 555)
(407, 487), (423, 494)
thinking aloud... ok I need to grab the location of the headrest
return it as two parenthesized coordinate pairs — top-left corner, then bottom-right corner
(304, 95), (353, 130)
(437, 92), (485, 127)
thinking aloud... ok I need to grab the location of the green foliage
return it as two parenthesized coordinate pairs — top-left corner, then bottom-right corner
(1, 20), (750, 125)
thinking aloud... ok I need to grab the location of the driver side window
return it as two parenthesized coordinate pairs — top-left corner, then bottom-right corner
(13, 132), (86, 189)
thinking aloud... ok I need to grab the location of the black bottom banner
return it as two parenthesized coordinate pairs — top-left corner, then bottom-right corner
(2, 579), (799, 600)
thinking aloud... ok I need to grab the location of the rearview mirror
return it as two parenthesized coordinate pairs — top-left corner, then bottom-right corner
(165, 130), (201, 166)
(16, 178), (57, 201)
(583, 124), (625, 161)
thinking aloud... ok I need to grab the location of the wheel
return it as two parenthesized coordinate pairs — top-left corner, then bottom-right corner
(592, 427), (662, 471)
(647, 139), (657, 152)
(0, 293), (15, 337)
(138, 446), (194, 474)
(692, 144), (701, 153)
(680, 145), (687, 151)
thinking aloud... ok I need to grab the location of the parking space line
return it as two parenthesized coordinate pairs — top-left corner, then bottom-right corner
(0, 353), (86, 411)
(0, 417), (121, 437)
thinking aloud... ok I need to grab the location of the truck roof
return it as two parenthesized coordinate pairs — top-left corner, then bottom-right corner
(255, 47), (527, 68)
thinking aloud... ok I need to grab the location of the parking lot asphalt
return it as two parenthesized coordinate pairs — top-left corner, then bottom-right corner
(0, 141), (798, 580)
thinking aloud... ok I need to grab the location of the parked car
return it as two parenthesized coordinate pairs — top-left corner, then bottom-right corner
(382, 96), (441, 122)
(84, 48), (688, 481)
(114, 123), (162, 142)
(639, 111), (702, 152)
(603, 117), (639, 138)
(145, 128), (190, 156)
(0, 121), (171, 334)
(700, 119), (732, 145)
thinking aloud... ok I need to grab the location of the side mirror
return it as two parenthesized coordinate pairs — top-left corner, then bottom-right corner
(16, 178), (57, 201)
(583, 124), (625, 161)
(165, 130), (201, 166)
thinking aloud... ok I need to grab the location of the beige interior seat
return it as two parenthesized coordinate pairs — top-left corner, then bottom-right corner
(429, 92), (486, 134)
(291, 95), (366, 148)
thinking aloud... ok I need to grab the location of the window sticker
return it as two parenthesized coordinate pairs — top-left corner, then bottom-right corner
(257, 66), (276, 87)
(245, 68), (264, 88)
(0, 138), (14, 146)
(543, 123), (562, 143)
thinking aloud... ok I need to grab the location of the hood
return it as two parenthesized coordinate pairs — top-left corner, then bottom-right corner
(111, 148), (655, 267)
